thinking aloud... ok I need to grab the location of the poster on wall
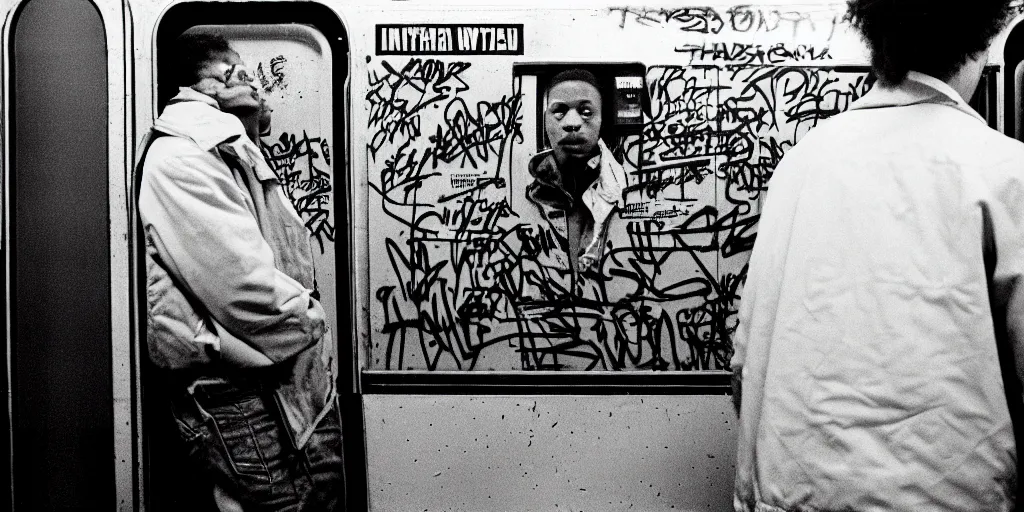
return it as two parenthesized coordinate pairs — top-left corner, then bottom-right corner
(376, 24), (524, 55)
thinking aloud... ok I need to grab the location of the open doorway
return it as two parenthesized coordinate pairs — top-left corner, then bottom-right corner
(144, 2), (358, 510)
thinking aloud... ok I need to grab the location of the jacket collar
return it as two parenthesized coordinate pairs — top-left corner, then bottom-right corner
(527, 139), (625, 210)
(525, 140), (627, 273)
(153, 87), (249, 151)
(152, 87), (278, 182)
(849, 71), (985, 124)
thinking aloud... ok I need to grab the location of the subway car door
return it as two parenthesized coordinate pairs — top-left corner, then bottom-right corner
(141, 3), (358, 510)
(5, 0), (131, 509)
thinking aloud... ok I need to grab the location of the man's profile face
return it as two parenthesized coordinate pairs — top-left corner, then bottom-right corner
(192, 50), (269, 128)
(544, 79), (602, 166)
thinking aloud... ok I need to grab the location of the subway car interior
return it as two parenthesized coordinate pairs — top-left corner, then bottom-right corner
(3, 0), (1024, 510)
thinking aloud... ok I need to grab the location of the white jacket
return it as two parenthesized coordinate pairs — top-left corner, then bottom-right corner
(733, 72), (1024, 511)
(138, 88), (335, 447)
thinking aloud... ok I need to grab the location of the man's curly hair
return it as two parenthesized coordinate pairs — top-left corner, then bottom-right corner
(847, 0), (1015, 84)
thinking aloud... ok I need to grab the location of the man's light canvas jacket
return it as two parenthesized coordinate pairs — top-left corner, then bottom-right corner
(138, 88), (336, 448)
(733, 71), (1024, 511)
(508, 140), (630, 369)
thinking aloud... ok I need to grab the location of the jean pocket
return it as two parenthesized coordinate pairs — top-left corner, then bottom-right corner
(204, 395), (274, 482)
(172, 413), (210, 468)
(174, 414), (202, 441)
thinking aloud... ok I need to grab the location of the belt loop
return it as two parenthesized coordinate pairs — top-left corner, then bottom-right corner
(186, 378), (229, 397)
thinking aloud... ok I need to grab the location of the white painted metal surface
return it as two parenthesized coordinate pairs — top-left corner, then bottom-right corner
(365, 394), (737, 510)
(0, 0), (132, 508)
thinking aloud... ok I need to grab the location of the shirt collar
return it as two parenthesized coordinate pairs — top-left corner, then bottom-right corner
(906, 71), (969, 105)
(849, 70), (985, 124)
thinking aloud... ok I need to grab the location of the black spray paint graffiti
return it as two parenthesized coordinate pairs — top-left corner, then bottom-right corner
(367, 57), (525, 370)
(675, 42), (832, 65)
(261, 131), (335, 252)
(251, 54), (332, 251)
(608, 6), (726, 33)
(257, 55), (288, 93)
(639, 66), (871, 209)
(368, 58), (870, 372)
(608, 4), (842, 39)
(366, 58), (474, 159)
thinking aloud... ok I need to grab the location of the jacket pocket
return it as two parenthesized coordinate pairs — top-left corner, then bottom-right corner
(146, 253), (215, 369)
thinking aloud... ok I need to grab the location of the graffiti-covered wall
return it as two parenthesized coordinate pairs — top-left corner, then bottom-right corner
(361, 1), (870, 372)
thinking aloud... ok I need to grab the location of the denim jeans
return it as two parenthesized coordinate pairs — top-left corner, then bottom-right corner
(172, 380), (345, 511)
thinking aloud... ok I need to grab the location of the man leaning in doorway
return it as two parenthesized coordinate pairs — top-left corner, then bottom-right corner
(732, 1), (1024, 510)
(137, 29), (344, 510)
